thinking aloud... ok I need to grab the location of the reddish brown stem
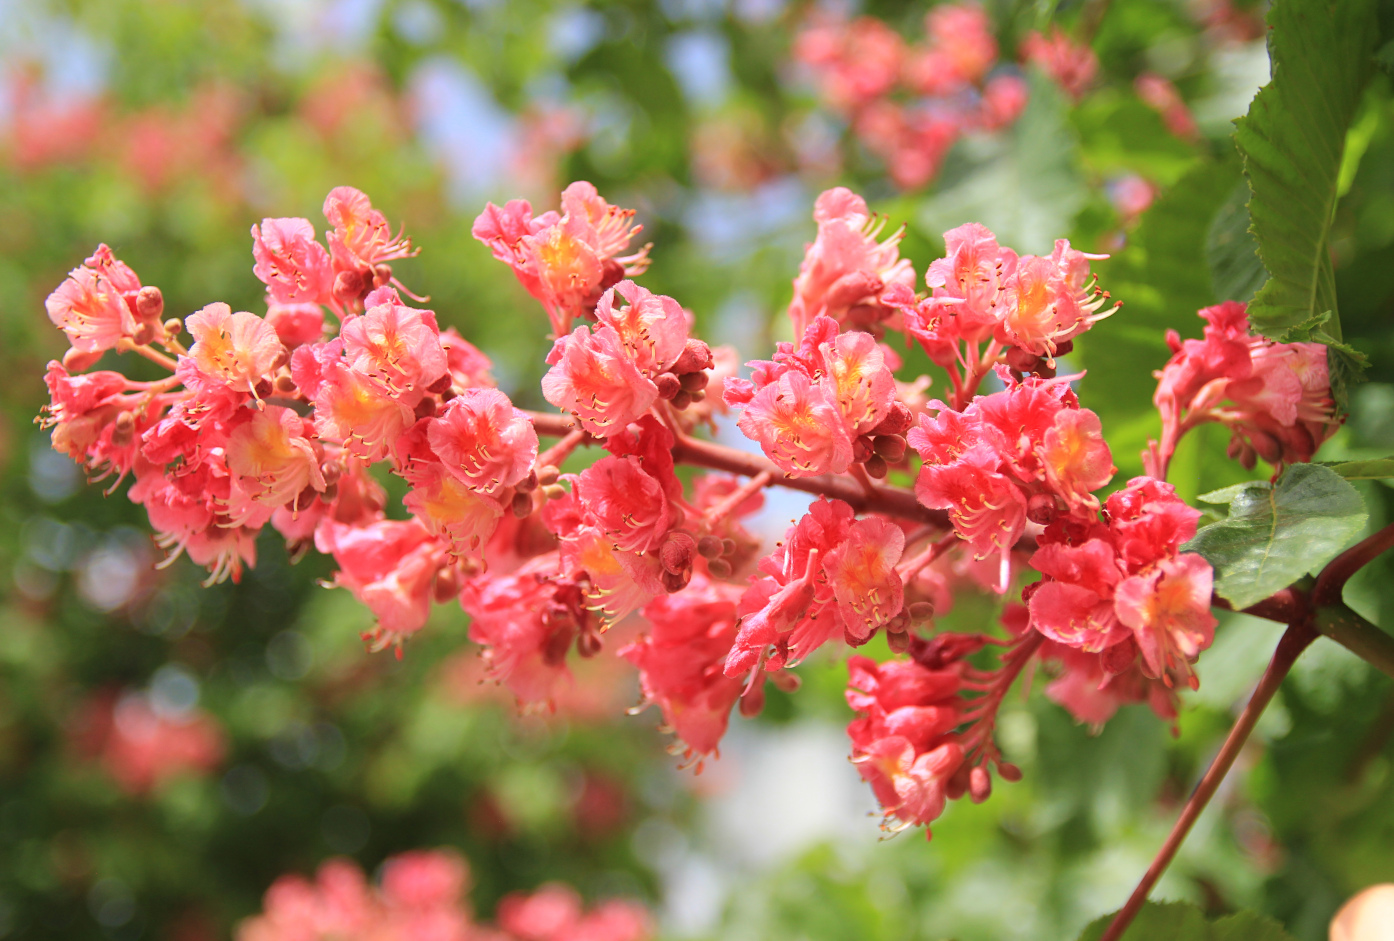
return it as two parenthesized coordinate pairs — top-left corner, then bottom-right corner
(525, 410), (950, 527)
(705, 470), (772, 527)
(537, 428), (590, 472)
(1313, 521), (1394, 607)
(1098, 620), (1317, 941)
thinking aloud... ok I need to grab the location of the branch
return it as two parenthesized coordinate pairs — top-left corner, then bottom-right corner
(1314, 521), (1394, 607)
(524, 410), (951, 528)
(1098, 620), (1318, 941)
(1314, 604), (1394, 680)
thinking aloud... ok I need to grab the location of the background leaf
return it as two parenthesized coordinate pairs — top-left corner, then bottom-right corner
(1185, 464), (1368, 608)
(1235, 0), (1378, 338)
(1318, 457), (1394, 480)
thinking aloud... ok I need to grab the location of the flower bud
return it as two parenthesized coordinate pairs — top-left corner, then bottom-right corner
(946, 762), (971, 801)
(372, 263), (393, 288)
(1026, 493), (1060, 525)
(863, 455), (888, 479)
(671, 390), (693, 410)
(688, 388), (706, 403)
(870, 401), (913, 437)
(969, 765), (992, 804)
(333, 269), (367, 305)
(697, 534), (723, 558)
(427, 372), (454, 394)
(678, 370), (709, 393)
(537, 464), (560, 487)
(434, 566), (460, 604)
(515, 469), (539, 493)
(135, 285), (164, 322)
(997, 762), (1022, 783)
(163, 318), (183, 336)
(274, 374), (298, 395)
(661, 567), (691, 593)
(543, 483), (568, 501)
(872, 434), (906, 462)
(660, 531), (697, 575)
(853, 435), (874, 463)
(706, 557), (732, 579)
(414, 397), (437, 420)
(112, 411), (136, 447)
(62, 347), (104, 373)
(511, 491), (533, 519)
(721, 537), (736, 556)
(671, 338), (713, 375)
(906, 601), (935, 622)
(887, 629), (911, 654)
(577, 628), (604, 659)
(655, 373), (681, 400)
(132, 321), (157, 346)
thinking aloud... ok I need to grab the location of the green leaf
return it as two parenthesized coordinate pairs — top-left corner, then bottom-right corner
(1318, 457), (1394, 480)
(1185, 463), (1368, 609)
(1075, 901), (1297, 941)
(1234, 0), (1378, 341)
(1206, 180), (1267, 303)
(918, 69), (1085, 255)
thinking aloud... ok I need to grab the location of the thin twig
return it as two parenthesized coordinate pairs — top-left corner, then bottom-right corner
(704, 471), (772, 527)
(1314, 521), (1394, 607)
(1313, 604), (1394, 680)
(1098, 620), (1317, 941)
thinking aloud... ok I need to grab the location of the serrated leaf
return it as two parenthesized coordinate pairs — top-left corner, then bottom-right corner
(1234, 0), (1378, 341)
(1206, 179), (1267, 303)
(1185, 463), (1368, 609)
(1318, 457), (1394, 480)
(1075, 901), (1298, 941)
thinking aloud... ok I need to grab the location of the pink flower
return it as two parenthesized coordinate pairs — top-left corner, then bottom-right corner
(621, 574), (748, 762)
(439, 327), (495, 389)
(318, 519), (445, 650)
(999, 240), (1115, 358)
(1022, 27), (1098, 101)
(923, 3), (997, 86)
(576, 456), (675, 554)
(1115, 553), (1216, 688)
(923, 223), (1018, 343)
(45, 244), (143, 354)
(265, 301), (326, 347)
(594, 280), (689, 375)
(224, 406), (325, 525)
(824, 518), (906, 641)
(426, 389), (538, 495)
(323, 185), (417, 275)
(1135, 73), (1198, 142)
(735, 369), (853, 477)
(497, 884), (653, 941)
(312, 359), (415, 463)
(541, 324), (656, 436)
(473, 182), (650, 336)
(787, 187), (915, 337)
(401, 462), (504, 555)
(72, 690), (225, 796)
(793, 16), (905, 112)
(185, 303), (284, 395)
(339, 298), (447, 399)
(251, 217), (334, 306)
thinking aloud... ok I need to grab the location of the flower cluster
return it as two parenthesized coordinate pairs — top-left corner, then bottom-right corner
(1021, 26), (1099, 101)
(69, 690), (225, 796)
(1145, 300), (1338, 478)
(238, 849), (652, 941)
(793, 4), (1030, 188)
(39, 178), (1338, 839)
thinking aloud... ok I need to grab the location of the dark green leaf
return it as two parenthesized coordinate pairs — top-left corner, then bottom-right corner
(1186, 463), (1368, 608)
(1206, 179), (1267, 303)
(1318, 457), (1394, 480)
(1234, 0), (1378, 341)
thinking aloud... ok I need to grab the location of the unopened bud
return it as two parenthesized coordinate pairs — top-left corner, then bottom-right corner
(997, 762), (1022, 783)
(511, 491), (533, 519)
(706, 557), (732, 579)
(679, 370), (709, 393)
(1054, 339), (1074, 357)
(655, 373), (681, 400)
(112, 411), (136, 447)
(333, 269), (366, 304)
(515, 469), (539, 493)
(427, 372), (454, 394)
(434, 566), (461, 604)
(852, 435), (874, 463)
(946, 763), (972, 801)
(414, 397), (437, 420)
(870, 401), (913, 437)
(969, 766), (992, 804)
(275, 374), (298, 395)
(1003, 346), (1041, 373)
(254, 379), (274, 400)
(887, 629), (911, 654)
(873, 434), (906, 462)
(136, 285), (164, 322)
(577, 629), (603, 658)
(661, 567), (691, 593)
(62, 347), (104, 372)
(660, 531), (697, 575)
(372, 263), (393, 288)
(292, 486), (320, 512)
(697, 534), (722, 558)
(863, 454), (888, 479)
(537, 464), (560, 487)
(163, 318), (183, 336)
(721, 537), (736, 556)
(671, 390), (693, 410)
(688, 388), (705, 403)
(543, 483), (568, 501)
(1026, 493), (1060, 525)
(738, 681), (766, 717)
(907, 601), (936, 622)
(132, 321), (157, 346)
(671, 339), (713, 375)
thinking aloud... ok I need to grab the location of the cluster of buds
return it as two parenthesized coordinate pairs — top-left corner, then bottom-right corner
(793, 3), (1030, 188)
(39, 175), (1337, 839)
